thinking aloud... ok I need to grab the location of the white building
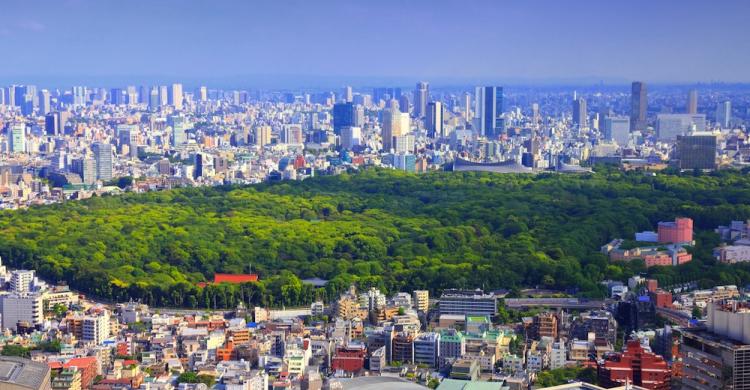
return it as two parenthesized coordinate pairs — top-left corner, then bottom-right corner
(550, 340), (567, 370)
(9, 270), (35, 293)
(339, 126), (361, 150)
(83, 312), (111, 345)
(0, 293), (43, 331)
(656, 114), (706, 140)
(359, 288), (386, 312)
(603, 116), (630, 147)
(715, 245), (750, 263)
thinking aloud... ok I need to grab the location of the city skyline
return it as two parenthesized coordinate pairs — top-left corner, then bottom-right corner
(1, 0), (749, 88)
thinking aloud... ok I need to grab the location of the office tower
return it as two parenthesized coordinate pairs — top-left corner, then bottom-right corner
(0, 87), (5, 106)
(475, 86), (504, 138)
(7, 123), (25, 153)
(394, 134), (415, 154)
(373, 87), (402, 103)
(109, 88), (124, 105)
(72, 86), (86, 107)
(149, 87), (159, 111)
(603, 116), (631, 147)
(281, 124), (303, 144)
(381, 106), (402, 152)
(463, 92), (472, 121)
(159, 86), (168, 106)
(198, 86), (208, 102)
(138, 85), (148, 104)
(38, 90), (51, 115)
(343, 86), (353, 103)
(572, 97), (587, 128)
(254, 125), (272, 146)
(194, 152), (213, 179)
(170, 116), (188, 147)
(677, 135), (717, 170)
(92, 142), (113, 181)
(656, 114), (706, 140)
(353, 105), (365, 127)
(414, 82), (429, 118)
(426, 101), (444, 138)
(126, 86), (138, 105)
(687, 89), (698, 114)
(117, 124), (139, 158)
(716, 100), (731, 128)
(630, 81), (647, 131)
(340, 126), (362, 150)
(82, 157), (96, 185)
(332, 102), (354, 135)
(532, 103), (540, 124)
(399, 94), (410, 115)
(438, 289), (497, 316)
(45, 112), (59, 136)
(169, 83), (184, 110)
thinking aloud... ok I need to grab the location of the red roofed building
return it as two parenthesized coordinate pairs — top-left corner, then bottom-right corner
(49, 357), (98, 389)
(657, 218), (693, 244)
(198, 273), (259, 288)
(331, 344), (367, 374)
(598, 340), (671, 390)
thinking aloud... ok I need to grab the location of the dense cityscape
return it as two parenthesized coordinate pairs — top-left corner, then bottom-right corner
(1, 1), (750, 390)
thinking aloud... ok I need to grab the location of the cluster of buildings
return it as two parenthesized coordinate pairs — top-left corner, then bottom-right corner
(0, 82), (748, 209)
(601, 218), (694, 268)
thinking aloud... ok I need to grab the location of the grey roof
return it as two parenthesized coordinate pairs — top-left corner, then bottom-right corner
(452, 158), (533, 174)
(0, 356), (50, 390)
(333, 376), (427, 390)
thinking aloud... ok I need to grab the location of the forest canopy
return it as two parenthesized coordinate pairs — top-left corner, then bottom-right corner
(1, 168), (749, 308)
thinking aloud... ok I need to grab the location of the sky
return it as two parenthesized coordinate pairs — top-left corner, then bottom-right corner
(0, 0), (749, 88)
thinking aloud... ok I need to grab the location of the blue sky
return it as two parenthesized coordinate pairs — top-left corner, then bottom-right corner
(0, 0), (748, 87)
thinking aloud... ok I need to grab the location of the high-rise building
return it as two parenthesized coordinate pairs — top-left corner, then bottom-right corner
(343, 86), (353, 103)
(332, 102), (354, 135)
(572, 97), (587, 128)
(109, 88), (124, 105)
(72, 86), (86, 107)
(92, 142), (113, 181)
(679, 301), (750, 389)
(281, 124), (303, 144)
(254, 125), (272, 147)
(159, 85), (168, 106)
(603, 116), (631, 146)
(394, 134), (415, 154)
(149, 87), (159, 111)
(656, 114), (706, 140)
(716, 100), (731, 128)
(426, 101), (444, 138)
(170, 115), (188, 147)
(630, 81), (647, 131)
(687, 89), (698, 114)
(45, 113), (59, 136)
(414, 82), (429, 118)
(38, 90), (51, 115)
(381, 107), (402, 152)
(82, 312), (110, 345)
(0, 293), (43, 331)
(475, 86), (504, 138)
(7, 123), (25, 153)
(9, 270), (35, 294)
(463, 92), (472, 121)
(169, 83), (184, 110)
(340, 126), (361, 150)
(399, 94), (410, 115)
(676, 135), (717, 170)
(197, 86), (208, 102)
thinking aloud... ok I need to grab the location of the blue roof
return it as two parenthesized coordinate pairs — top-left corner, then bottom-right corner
(247, 322), (257, 328)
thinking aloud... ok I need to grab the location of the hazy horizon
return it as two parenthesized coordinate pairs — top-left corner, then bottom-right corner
(1, 0), (749, 88)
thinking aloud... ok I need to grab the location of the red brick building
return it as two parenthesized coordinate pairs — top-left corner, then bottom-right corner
(598, 340), (671, 390)
(650, 289), (673, 308)
(331, 344), (366, 373)
(49, 356), (99, 389)
(657, 217), (693, 244)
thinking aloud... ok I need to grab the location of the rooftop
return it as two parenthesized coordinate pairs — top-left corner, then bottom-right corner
(0, 356), (50, 390)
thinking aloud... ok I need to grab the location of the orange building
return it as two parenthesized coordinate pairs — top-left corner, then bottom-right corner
(598, 340), (671, 390)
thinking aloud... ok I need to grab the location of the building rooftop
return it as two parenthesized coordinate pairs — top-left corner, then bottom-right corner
(333, 376), (426, 390)
(0, 356), (50, 390)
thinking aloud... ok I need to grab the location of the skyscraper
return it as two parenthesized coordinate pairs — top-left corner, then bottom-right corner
(169, 83), (184, 110)
(463, 92), (472, 121)
(630, 81), (647, 131)
(426, 101), (444, 138)
(7, 123), (25, 153)
(149, 87), (160, 111)
(110, 88), (124, 105)
(38, 90), (51, 115)
(333, 102), (354, 135)
(45, 112), (59, 136)
(92, 142), (113, 181)
(687, 89), (698, 114)
(676, 135), (717, 170)
(603, 116), (631, 146)
(159, 86), (168, 106)
(572, 97), (587, 128)
(170, 116), (188, 147)
(716, 101), (731, 128)
(414, 82), (429, 118)
(254, 125), (272, 147)
(343, 86), (353, 103)
(475, 86), (504, 138)
(198, 86), (208, 102)
(381, 106), (402, 152)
